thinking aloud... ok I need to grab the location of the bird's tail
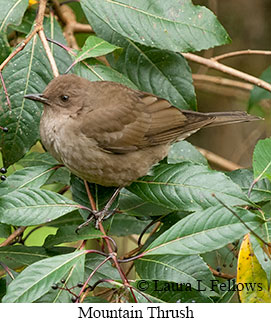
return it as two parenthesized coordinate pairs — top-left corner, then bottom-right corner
(183, 110), (262, 128)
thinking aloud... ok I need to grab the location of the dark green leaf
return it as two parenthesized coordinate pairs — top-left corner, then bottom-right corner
(135, 254), (216, 295)
(129, 162), (251, 212)
(0, 165), (57, 196)
(0, 223), (11, 238)
(0, 246), (75, 269)
(111, 45), (196, 110)
(253, 138), (271, 182)
(0, 32), (11, 63)
(145, 205), (263, 256)
(0, 188), (81, 226)
(0, 18), (72, 167)
(81, 0), (230, 52)
(2, 250), (86, 303)
(227, 168), (271, 203)
(131, 280), (212, 303)
(248, 67), (271, 112)
(17, 152), (58, 167)
(43, 225), (102, 248)
(167, 141), (207, 165)
(0, 0), (28, 32)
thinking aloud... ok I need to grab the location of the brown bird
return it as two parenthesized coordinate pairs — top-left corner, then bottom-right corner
(25, 74), (260, 226)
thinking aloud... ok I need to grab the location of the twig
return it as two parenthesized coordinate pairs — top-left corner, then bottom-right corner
(192, 74), (253, 91)
(213, 49), (271, 61)
(0, 226), (27, 247)
(196, 147), (242, 171)
(182, 53), (271, 92)
(38, 29), (59, 77)
(83, 180), (138, 302)
(208, 265), (235, 279)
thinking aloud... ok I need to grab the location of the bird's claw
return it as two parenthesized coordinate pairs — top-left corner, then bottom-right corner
(76, 207), (118, 233)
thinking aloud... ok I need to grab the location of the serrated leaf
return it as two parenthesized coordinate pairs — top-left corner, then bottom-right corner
(0, 18), (72, 167)
(76, 35), (120, 62)
(0, 0), (28, 33)
(135, 254), (216, 296)
(0, 165), (57, 196)
(237, 234), (271, 303)
(227, 168), (271, 203)
(0, 188), (81, 226)
(145, 205), (262, 256)
(81, 0), (230, 52)
(111, 45), (196, 110)
(167, 141), (207, 165)
(2, 250), (86, 303)
(129, 162), (251, 212)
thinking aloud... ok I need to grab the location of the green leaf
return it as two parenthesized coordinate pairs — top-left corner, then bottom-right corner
(0, 223), (11, 238)
(0, 0), (28, 33)
(0, 246), (75, 269)
(248, 67), (271, 112)
(74, 59), (138, 89)
(0, 32), (11, 63)
(9, 8), (36, 34)
(2, 250), (86, 303)
(135, 254), (216, 295)
(84, 253), (121, 285)
(18, 152), (58, 167)
(129, 162), (251, 212)
(109, 213), (153, 236)
(131, 280), (212, 303)
(0, 188), (81, 226)
(145, 205), (262, 256)
(70, 174), (117, 219)
(0, 18), (72, 167)
(81, 0), (230, 52)
(167, 141), (207, 165)
(76, 35), (120, 62)
(253, 138), (271, 182)
(0, 165), (57, 196)
(119, 189), (171, 217)
(43, 225), (102, 248)
(227, 168), (271, 203)
(110, 45), (196, 110)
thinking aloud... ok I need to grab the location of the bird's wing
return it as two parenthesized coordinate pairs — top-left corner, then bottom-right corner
(80, 83), (214, 153)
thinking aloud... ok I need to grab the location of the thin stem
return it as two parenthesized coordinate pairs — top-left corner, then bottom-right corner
(213, 49), (271, 61)
(0, 226), (27, 247)
(182, 52), (271, 92)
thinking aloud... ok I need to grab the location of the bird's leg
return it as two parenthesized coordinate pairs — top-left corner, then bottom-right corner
(76, 187), (122, 232)
(93, 187), (122, 228)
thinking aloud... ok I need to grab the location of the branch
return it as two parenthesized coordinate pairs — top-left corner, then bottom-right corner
(213, 49), (271, 61)
(182, 53), (271, 92)
(0, 226), (27, 247)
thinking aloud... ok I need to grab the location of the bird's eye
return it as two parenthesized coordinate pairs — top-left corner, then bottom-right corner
(60, 95), (69, 102)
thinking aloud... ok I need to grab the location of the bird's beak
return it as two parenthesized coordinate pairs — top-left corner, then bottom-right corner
(24, 93), (49, 105)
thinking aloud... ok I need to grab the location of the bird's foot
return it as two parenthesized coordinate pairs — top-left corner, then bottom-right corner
(75, 207), (118, 233)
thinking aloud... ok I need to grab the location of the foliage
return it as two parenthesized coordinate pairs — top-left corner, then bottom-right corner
(0, 0), (270, 304)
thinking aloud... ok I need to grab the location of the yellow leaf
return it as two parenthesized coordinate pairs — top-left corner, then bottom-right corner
(29, 0), (38, 6)
(237, 233), (271, 303)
